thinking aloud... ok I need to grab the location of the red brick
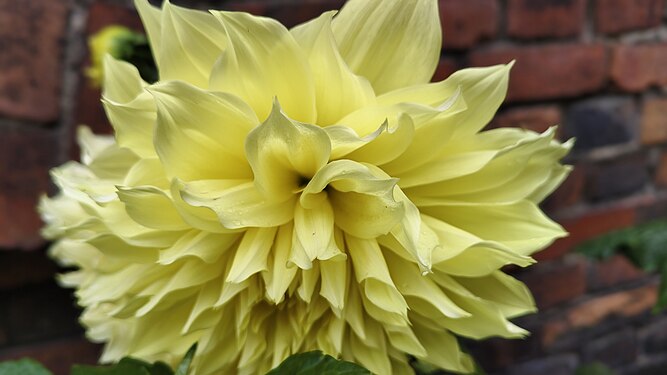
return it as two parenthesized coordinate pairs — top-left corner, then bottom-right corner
(655, 151), (667, 188)
(470, 44), (608, 102)
(0, 337), (100, 375)
(87, 2), (143, 34)
(568, 283), (657, 326)
(517, 256), (587, 310)
(596, 0), (664, 35)
(542, 164), (585, 214)
(611, 44), (667, 92)
(0, 126), (60, 250)
(490, 105), (562, 134)
(439, 0), (499, 49)
(641, 97), (667, 145)
(542, 283), (658, 346)
(0, 0), (69, 122)
(432, 57), (459, 82)
(507, 0), (585, 39)
(587, 255), (644, 291)
(538, 204), (637, 261)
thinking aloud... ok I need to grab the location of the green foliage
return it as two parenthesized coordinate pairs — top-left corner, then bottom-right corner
(113, 31), (157, 84)
(70, 343), (196, 375)
(575, 362), (616, 375)
(266, 351), (371, 375)
(0, 358), (53, 375)
(577, 219), (667, 310)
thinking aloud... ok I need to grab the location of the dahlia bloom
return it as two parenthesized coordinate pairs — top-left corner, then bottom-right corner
(40, 0), (572, 374)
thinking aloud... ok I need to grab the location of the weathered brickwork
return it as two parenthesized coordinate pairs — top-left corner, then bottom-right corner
(3, 0), (667, 374)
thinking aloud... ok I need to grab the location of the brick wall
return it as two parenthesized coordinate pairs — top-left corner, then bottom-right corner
(2, 0), (667, 374)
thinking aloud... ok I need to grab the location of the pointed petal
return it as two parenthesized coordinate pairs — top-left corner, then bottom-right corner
(134, 0), (162, 65)
(209, 11), (316, 122)
(332, 0), (441, 94)
(422, 200), (567, 255)
(116, 186), (189, 231)
(101, 57), (156, 158)
(262, 224), (298, 304)
(227, 227), (278, 283)
(245, 102), (331, 201)
(180, 180), (296, 229)
(291, 11), (376, 125)
(379, 64), (512, 135)
(148, 81), (257, 181)
(157, 1), (227, 86)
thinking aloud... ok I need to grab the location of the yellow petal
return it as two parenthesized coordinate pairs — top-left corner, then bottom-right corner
(209, 11), (316, 122)
(302, 160), (403, 239)
(291, 11), (375, 125)
(180, 180), (296, 229)
(332, 0), (441, 94)
(227, 227), (278, 283)
(148, 81), (257, 181)
(291, 198), (344, 269)
(134, 0), (162, 65)
(157, 1), (227, 86)
(116, 186), (189, 231)
(346, 235), (409, 324)
(378, 63), (512, 136)
(422, 200), (567, 255)
(101, 56), (156, 158)
(245, 101), (331, 201)
(262, 223), (298, 304)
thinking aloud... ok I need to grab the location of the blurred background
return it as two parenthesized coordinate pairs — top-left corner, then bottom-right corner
(1, 0), (667, 374)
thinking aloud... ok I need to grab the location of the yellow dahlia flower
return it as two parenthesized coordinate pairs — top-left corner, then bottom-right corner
(86, 25), (136, 87)
(40, 0), (572, 374)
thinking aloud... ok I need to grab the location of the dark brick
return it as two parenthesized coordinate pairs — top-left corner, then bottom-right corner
(655, 151), (667, 188)
(0, 126), (60, 250)
(507, 0), (585, 39)
(0, 250), (57, 290)
(542, 164), (585, 214)
(564, 97), (637, 152)
(439, 0), (499, 49)
(516, 256), (587, 310)
(640, 319), (667, 355)
(0, 0), (70, 122)
(620, 357), (667, 375)
(5, 282), (83, 344)
(585, 153), (649, 202)
(432, 57), (459, 82)
(0, 337), (100, 375)
(596, 0), (664, 35)
(490, 105), (562, 135)
(264, 1), (345, 28)
(504, 354), (578, 375)
(587, 255), (644, 291)
(583, 329), (637, 368)
(470, 44), (608, 102)
(611, 44), (667, 92)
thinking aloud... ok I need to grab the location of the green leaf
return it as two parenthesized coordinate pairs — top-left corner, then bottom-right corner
(0, 358), (53, 375)
(174, 343), (197, 375)
(577, 219), (667, 311)
(266, 351), (371, 375)
(71, 358), (173, 375)
(575, 362), (616, 375)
